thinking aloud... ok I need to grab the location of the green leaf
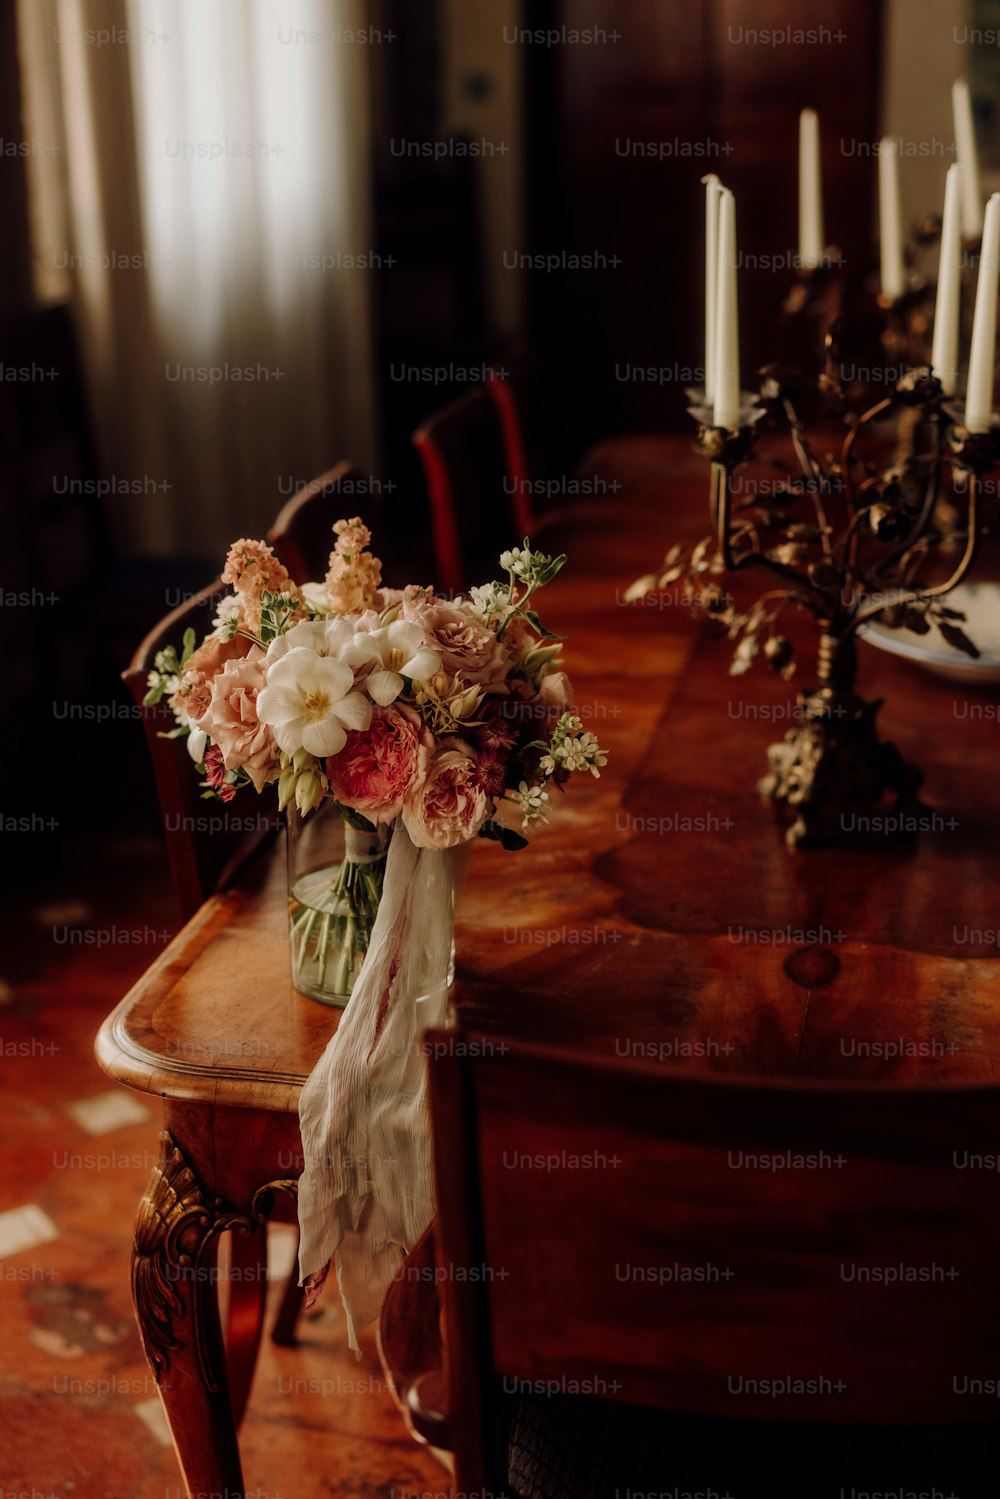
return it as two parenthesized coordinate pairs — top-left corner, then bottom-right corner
(523, 610), (564, 641)
(477, 818), (529, 852)
(180, 627), (197, 665)
(938, 621), (981, 659)
(901, 607), (931, 635)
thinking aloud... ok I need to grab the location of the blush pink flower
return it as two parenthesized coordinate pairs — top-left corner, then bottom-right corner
(538, 669), (574, 712)
(402, 738), (490, 850)
(199, 646), (278, 793)
(171, 633), (252, 722)
(402, 598), (511, 691)
(326, 704), (432, 825)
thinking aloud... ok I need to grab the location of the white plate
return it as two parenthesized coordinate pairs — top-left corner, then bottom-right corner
(857, 582), (1000, 685)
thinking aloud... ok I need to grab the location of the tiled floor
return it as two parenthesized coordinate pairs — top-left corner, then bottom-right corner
(0, 829), (446, 1499)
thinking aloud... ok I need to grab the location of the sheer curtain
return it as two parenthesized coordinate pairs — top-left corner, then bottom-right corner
(18, 0), (377, 556)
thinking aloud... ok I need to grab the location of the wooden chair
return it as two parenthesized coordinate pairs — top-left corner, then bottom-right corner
(485, 338), (556, 536)
(382, 1030), (1000, 1496)
(411, 387), (520, 597)
(122, 581), (280, 925)
(123, 587), (306, 1354)
(267, 462), (377, 586)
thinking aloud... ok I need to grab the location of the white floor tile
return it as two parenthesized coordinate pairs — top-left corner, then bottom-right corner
(134, 1396), (172, 1446)
(67, 1090), (151, 1136)
(0, 1202), (58, 1258)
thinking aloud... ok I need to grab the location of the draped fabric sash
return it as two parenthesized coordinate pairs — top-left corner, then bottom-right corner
(296, 821), (454, 1353)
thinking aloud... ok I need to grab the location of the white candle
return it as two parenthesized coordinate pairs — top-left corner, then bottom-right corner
(931, 164), (963, 396)
(703, 174), (722, 408)
(714, 188), (740, 430)
(878, 137), (905, 301)
(964, 192), (1000, 432)
(952, 78), (983, 240)
(798, 109), (824, 269)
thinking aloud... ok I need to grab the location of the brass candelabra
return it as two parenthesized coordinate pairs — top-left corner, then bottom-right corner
(681, 351), (999, 845)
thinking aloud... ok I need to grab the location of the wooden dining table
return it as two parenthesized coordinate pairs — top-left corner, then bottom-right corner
(95, 433), (1000, 1498)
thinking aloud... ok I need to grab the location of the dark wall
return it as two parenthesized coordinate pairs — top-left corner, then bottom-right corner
(524, 0), (884, 443)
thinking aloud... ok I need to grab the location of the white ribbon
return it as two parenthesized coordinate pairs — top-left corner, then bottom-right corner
(296, 819), (455, 1353)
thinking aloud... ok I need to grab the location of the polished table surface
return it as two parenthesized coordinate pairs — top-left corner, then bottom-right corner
(99, 434), (1000, 1102)
(95, 434), (1000, 1498)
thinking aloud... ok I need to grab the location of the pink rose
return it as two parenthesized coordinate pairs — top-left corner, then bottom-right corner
(200, 647), (277, 793)
(326, 704), (432, 825)
(402, 738), (490, 850)
(402, 599), (510, 690)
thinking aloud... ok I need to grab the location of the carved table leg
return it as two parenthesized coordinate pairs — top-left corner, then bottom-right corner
(131, 1131), (296, 1498)
(225, 1224), (269, 1427)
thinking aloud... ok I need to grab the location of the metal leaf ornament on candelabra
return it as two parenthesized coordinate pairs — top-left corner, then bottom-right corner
(635, 359), (998, 847)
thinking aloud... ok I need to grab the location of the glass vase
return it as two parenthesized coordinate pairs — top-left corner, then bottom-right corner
(286, 803), (389, 1007)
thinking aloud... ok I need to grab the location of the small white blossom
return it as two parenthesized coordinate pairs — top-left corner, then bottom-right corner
(148, 666), (180, 696)
(729, 636), (759, 676)
(499, 547), (528, 576)
(212, 597), (243, 638)
(544, 713), (607, 780)
(468, 581), (515, 625)
(512, 780), (549, 830)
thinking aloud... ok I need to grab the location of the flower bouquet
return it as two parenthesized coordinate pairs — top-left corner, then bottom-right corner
(144, 516), (606, 1349)
(145, 518), (607, 1005)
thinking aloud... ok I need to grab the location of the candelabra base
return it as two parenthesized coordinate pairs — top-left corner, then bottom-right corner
(759, 687), (923, 848)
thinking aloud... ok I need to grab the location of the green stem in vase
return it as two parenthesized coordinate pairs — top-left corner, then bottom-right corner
(315, 912), (332, 989)
(289, 813), (388, 1001)
(334, 912), (355, 996)
(294, 906), (318, 970)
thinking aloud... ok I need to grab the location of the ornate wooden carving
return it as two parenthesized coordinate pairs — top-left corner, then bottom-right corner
(131, 1130), (297, 1388)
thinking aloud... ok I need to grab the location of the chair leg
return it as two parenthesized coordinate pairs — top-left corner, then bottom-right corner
(270, 1261), (306, 1346)
(224, 1224), (269, 1426)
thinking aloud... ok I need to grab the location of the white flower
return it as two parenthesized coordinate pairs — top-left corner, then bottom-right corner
(148, 667), (180, 697)
(187, 725), (208, 763)
(340, 620), (440, 706)
(468, 581), (515, 625)
(558, 739), (588, 772)
(500, 547), (532, 579)
(545, 714), (607, 779)
(512, 780), (549, 830)
(299, 581), (333, 616)
(257, 648), (372, 758)
(729, 636), (759, 677)
(212, 597), (242, 637)
(264, 616), (359, 664)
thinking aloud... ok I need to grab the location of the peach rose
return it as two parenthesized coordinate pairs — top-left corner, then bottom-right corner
(326, 704), (432, 825)
(402, 599), (510, 690)
(200, 646), (277, 792)
(402, 738), (490, 850)
(171, 631), (252, 722)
